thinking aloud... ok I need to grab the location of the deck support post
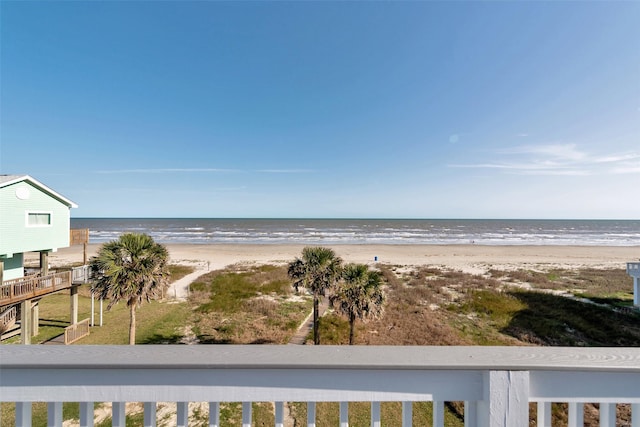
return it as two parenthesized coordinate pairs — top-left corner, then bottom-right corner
(39, 251), (49, 276)
(70, 285), (79, 324)
(31, 301), (39, 336)
(20, 299), (32, 345)
(476, 371), (529, 427)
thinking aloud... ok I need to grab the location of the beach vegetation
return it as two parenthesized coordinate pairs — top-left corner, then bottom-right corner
(288, 246), (343, 345)
(167, 264), (195, 281)
(89, 233), (171, 345)
(188, 264), (311, 344)
(329, 263), (385, 345)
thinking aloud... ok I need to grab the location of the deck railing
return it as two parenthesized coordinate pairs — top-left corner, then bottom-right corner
(63, 318), (90, 344)
(0, 271), (72, 305)
(1, 346), (639, 427)
(71, 265), (92, 284)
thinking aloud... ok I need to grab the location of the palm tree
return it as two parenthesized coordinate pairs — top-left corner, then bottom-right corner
(90, 233), (170, 345)
(288, 246), (342, 345)
(330, 263), (384, 345)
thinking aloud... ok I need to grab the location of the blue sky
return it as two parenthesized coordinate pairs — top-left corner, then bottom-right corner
(1, 1), (638, 219)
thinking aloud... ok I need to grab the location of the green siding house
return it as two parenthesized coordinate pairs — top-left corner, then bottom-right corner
(0, 175), (78, 281)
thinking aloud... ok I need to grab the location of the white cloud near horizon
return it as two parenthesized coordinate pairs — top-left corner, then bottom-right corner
(450, 144), (640, 176)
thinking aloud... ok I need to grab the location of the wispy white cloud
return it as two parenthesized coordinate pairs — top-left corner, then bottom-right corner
(450, 144), (640, 176)
(256, 169), (315, 174)
(95, 168), (241, 174)
(95, 168), (316, 174)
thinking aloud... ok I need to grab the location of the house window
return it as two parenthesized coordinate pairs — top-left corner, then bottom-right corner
(27, 212), (52, 226)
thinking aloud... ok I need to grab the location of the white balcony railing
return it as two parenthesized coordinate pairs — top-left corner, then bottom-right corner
(1, 346), (639, 427)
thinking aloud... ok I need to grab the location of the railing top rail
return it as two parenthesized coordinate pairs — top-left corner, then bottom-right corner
(2, 346), (639, 373)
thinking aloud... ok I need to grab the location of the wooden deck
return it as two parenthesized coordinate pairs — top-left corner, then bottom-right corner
(0, 271), (73, 306)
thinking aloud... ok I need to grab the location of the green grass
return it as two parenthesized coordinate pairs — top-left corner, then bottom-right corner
(192, 266), (290, 314)
(3, 289), (192, 345)
(454, 289), (527, 329)
(316, 312), (351, 344)
(168, 264), (195, 281)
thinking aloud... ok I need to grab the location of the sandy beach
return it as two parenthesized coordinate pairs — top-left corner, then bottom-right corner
(43, 244), (639, 274)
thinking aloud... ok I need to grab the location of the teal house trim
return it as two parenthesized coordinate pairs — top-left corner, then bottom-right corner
(0, 175), (78, 280)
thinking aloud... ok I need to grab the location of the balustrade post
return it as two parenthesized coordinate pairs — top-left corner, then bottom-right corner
(465, 401), (478, 427)
(402, 401), (412, 427)
(80, 402), (94, 427)
(112, 402), (126, 427)
(632, 403), (640, 427)
(476, 370), (529, 427)
(275, 401), (284, 427)
(599, 403), (616, 427)
(433, 400), (445, 427)
(15, 402), (32, 426)
(568, 402), (584, 427)
(242, 402), (252, 427)
(537, 402), (551, 427)
(48, 402), (63, 427)
(144, 402), (156, 427)
(307, 402), (316, 427)
(371, 401), (381, 427)
(340, 401), (348, 427)
(209, 402), (220, 427)
(177, 402), (188, 427)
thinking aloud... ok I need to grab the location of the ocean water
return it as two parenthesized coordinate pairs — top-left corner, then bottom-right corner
(70, 218), (640, 246)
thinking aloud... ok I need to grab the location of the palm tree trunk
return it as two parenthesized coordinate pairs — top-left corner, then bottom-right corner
(349, 312), (355, 345)
(313, 296), (320, 345)
(129, 305), (136, 345)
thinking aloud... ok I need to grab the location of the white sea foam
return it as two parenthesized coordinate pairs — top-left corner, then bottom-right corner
(70, 219), (640, 246)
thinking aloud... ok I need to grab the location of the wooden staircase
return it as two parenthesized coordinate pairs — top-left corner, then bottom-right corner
(0, 305), (17, 334)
